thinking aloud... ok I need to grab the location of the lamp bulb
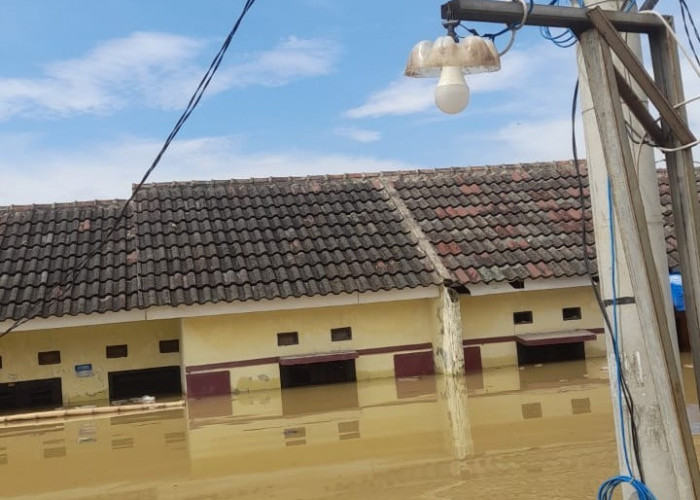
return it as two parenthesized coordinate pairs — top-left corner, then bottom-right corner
(434, 66), (469, 114)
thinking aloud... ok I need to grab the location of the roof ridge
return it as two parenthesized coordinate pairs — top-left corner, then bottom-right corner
(0, 199), (127, 212)
(137, 160), (590, 191)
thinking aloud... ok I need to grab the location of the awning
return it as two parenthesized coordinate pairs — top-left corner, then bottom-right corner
(278, 351), (359, 366)
(515, 330), (597, 347)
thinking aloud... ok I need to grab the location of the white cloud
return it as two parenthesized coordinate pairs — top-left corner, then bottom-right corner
(216, 37), (339, 89)
(462, 116), (585, 165)
(343, 78), (435, 119)
(333, 126), (381, 142)
(0, 34), (340, 119)
(0, 134), (415, 205)
(0, 32), (203, 118)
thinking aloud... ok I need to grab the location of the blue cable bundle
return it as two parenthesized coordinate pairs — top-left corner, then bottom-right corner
(540, 0), (637, 48)
(598, 476), (657, 500)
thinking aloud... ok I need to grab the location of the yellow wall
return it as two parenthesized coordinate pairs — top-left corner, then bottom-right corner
(0, 319), (182, 404)
(182, 298), (437, 392)
(461, 286), (604, 366)
(0, 286), (609, 404)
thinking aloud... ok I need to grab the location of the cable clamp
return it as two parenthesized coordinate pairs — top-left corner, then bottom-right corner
(603, 296), (636, 307)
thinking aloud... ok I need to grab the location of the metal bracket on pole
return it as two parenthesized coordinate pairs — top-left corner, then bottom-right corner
(587, 8), (695, 145)
(441, 0), (666, 32)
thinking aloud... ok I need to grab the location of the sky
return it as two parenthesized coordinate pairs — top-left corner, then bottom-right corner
(0, 0), (698, 204)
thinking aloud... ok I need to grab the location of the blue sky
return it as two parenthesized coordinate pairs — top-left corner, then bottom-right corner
(0, 0), (698, 204)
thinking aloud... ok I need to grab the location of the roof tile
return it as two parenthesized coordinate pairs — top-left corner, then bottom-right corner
(0, 163), (687, 322)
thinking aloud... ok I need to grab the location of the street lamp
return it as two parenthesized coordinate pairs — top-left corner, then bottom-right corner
(404, 21), (501, 114)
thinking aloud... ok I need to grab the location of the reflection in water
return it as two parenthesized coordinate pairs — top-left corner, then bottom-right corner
(0, 358), (641, 499)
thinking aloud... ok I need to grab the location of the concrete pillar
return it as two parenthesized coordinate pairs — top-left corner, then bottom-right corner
(577, 1), (686, 496)
(437, 375), (472, 460)
(433, 286), (465, 376)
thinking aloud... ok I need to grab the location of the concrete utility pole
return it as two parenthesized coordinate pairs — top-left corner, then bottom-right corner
(577, 3), (690, 496)
(437, 1), (700, 497)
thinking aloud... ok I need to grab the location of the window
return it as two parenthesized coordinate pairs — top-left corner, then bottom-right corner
(159, 339), (180, 353)
(106, 344), (128, 358)
(277, 332), (299, 346)
(38, 351), (61, 365)
(562, 307), (582, 321)
(513, 311), (533, 325)
(331, 327), (352, 342)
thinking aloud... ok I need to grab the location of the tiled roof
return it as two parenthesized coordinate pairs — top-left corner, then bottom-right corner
(0, 201), (138, 322)
(0, 161), (687, 323)
(131, 176), (440, 309)
(390, 161), (594, 284)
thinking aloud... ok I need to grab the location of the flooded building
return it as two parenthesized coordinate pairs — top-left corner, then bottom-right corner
(0, 161), (681, 408)
(0, 358), (620, 500)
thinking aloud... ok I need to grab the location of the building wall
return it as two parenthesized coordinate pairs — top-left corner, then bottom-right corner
(460, 286), (605, 367)
(0, 319), (182, 404)
(0, 284), (609, 405)
(182, 298), (438, 393)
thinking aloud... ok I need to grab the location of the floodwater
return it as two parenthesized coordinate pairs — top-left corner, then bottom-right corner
(2, 356), (700, 500)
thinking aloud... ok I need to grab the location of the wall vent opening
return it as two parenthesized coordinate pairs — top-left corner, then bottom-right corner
(513, 311), (533, 325)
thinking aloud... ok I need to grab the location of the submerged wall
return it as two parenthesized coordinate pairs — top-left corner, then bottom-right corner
(460, 285), (606, 367)
(182, 297), (439, 393)
(0, 319), (182, 404)
(0, 281), (613, 404)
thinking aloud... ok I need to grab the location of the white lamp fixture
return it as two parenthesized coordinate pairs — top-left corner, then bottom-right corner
(405, 25), (501, 114)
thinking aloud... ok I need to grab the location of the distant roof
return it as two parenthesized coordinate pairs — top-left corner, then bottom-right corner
(0, 200), (137, 322)
(0, 160), (680, 323)
(132, 175), (440, 310)
(390, 161), (592, 284)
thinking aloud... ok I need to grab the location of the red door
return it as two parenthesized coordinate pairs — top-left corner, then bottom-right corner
(464, 346), (483, 374)
(186, 371), (231, 398)
(393, 351), (435, 378)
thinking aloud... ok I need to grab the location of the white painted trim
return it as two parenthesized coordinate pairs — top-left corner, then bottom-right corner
(524, 277), (591, 291)
(467, 277), (591, 296)
(0, 286), (441, 332)
(146, 286), (440, 320)
(0, 310), (148, 332)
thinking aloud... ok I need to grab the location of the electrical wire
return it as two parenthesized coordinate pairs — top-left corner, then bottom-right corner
(641, 9), (700, 78)
(540, 0), (580, 48)
(541, 0), (637, 49)
(569, 81), (651, 493)
(455, 0), (533, 53)
(0, 0), (258, 339)
(678, 0), (700, 67)
(497, 0), (531, 56)
(656, 138), (700, 152)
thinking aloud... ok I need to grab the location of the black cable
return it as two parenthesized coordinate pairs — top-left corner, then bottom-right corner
(1, 0), (258, 338)
(570, 79), (646, 481)
(679, 0), (700, 67)
(679, 0), (700, 45)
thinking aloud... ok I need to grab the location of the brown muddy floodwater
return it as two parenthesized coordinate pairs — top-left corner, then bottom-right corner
(3, 356), (700, 500)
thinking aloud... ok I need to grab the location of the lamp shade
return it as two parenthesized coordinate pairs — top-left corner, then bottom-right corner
(404, 35), (501, 78)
